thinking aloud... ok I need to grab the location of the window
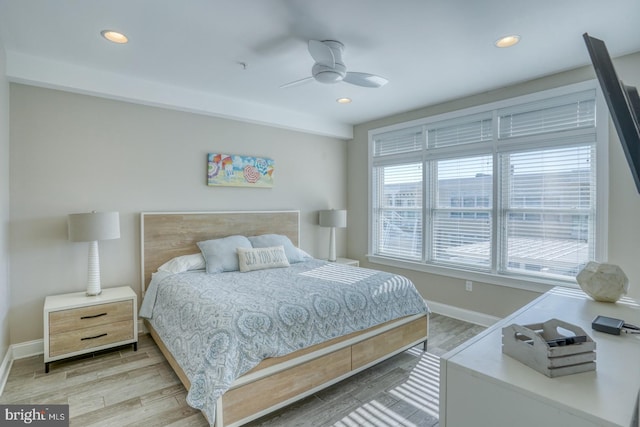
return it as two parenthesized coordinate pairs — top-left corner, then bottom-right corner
(369, 82), (606, 286)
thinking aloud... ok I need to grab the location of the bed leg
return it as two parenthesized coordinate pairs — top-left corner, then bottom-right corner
(422, 339), (428, 352)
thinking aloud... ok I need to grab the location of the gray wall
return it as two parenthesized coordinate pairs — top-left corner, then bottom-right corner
(0, 34), (10, 359)
(8, 84), (347, 343)
(348, 52), (640, 317)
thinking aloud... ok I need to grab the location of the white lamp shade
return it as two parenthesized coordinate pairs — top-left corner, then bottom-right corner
(68, 211), (120, 242)
(319, 209), (347, 228)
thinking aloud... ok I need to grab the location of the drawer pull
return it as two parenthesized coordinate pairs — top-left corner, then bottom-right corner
(81, 333), (108, 341)
(80, 313), (107, 320)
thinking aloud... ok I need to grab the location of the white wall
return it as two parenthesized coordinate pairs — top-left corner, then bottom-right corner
(9, 84), (347, 344)
(347, 52), (640, 317)
(0, 34), (10, 359)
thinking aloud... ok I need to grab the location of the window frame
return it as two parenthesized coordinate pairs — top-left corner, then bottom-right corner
(367, 80), (609, 292)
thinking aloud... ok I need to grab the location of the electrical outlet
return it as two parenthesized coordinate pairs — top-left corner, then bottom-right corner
(465, 280), (473, 291)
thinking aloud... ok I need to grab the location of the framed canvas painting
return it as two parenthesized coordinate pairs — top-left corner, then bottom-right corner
(207, 153), (274, 188)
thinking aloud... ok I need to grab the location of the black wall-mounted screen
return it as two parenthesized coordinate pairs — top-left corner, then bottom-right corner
(583, 33), (640, 193)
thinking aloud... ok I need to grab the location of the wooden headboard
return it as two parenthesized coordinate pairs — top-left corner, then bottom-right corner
(140, 210), (300, 292)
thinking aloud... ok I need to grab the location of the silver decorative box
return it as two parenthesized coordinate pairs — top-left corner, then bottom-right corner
(502, 318), (596, 378)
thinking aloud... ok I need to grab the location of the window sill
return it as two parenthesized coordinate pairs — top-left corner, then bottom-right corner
(366, 255), (578, 294)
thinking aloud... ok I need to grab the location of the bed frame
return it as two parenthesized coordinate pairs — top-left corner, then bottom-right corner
(140, 210), (429, 427)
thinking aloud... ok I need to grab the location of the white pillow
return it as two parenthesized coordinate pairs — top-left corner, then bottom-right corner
(157, 253), (206, 274)
(237, 245), (290, 272)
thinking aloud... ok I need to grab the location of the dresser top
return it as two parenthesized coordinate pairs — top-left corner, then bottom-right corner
(44, 286), (136, 311)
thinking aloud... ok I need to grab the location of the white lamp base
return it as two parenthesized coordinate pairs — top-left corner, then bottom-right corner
(86, 240), (102, 296)
(328, 227), (337, 262)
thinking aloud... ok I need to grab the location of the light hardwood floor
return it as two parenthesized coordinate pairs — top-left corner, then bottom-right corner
(0, 314), (486, 427)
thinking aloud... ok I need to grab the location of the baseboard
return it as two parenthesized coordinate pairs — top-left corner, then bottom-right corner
(11, 339), (44, 360)
(426, 299), (501, 327)
(0, 339), (41, 395)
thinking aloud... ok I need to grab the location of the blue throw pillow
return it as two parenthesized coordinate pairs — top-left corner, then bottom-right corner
(197, 235), (252, 273)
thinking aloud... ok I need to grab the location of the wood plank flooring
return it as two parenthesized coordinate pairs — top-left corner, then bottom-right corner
(0, 313), (485, 426)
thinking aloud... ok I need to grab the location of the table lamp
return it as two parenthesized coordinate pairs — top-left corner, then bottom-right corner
(319, 209), (347, 262)
(68, 211), (120, 296)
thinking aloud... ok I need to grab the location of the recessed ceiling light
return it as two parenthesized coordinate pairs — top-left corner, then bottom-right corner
(495, 35), (520, 48)
(101, 30), (128, 44)
(336, 97), (352, 104)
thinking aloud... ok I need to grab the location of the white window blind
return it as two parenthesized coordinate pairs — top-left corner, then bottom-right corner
(432, 156), (493, 269)
(373, 126), (423, 156)
(499, 91), (596, 139)
(369, 82), (603, 285)
(500, 146), (595, 279)
(372, 163), (422, 260)
(428, 118), (492, 148)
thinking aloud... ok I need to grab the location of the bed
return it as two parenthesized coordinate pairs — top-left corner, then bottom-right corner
(140, 210), (429, 426)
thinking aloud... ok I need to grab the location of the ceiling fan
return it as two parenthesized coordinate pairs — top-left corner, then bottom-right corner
(280, 40), (388, 89)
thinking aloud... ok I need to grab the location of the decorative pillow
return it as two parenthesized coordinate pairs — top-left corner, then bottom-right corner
(248, 234), (305, 263)
(157, 253), (206, 274)
(237, 245), (290, 272)
(197, 235), (252, 274)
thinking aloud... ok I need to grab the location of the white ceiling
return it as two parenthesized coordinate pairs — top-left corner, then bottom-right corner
(1, 0), (639, 139)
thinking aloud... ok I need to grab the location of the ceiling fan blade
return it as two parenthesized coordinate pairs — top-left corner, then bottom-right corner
(280, 76), (314, 89)
(308, 40), (335, 67)
(343, 72), (388, 88)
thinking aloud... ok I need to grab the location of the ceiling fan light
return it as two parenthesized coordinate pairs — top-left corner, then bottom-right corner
(315, 71), (343, 84)
(312, 62), (347, 84)
(337, 97), (352, 104)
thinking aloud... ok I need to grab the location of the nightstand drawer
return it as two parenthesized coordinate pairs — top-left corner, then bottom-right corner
(49, 319), (134, 357)
(49, 300), (133, 334)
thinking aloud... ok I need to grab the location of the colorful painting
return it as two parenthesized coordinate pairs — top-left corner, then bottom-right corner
(207, 153), (274, 188)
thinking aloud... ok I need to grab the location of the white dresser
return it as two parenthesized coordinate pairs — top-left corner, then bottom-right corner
(440, 287), (640, 427)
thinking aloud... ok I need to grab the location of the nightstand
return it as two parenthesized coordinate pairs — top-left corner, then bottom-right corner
(44, 286), (138, 373)
(335, 257), (359, 267)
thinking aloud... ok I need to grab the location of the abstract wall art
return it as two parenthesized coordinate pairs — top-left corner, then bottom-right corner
(207, 153), (275, 188)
